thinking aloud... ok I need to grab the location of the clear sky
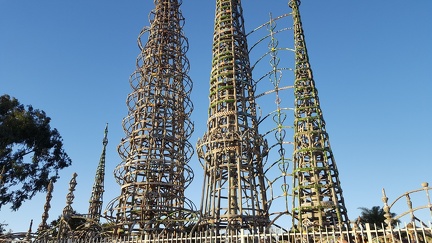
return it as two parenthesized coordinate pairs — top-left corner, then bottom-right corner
(1, 0), (431, 233)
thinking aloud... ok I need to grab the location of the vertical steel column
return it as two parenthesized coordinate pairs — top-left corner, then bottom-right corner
(289, 0), (349, 230)
(197, 0), (269, 234)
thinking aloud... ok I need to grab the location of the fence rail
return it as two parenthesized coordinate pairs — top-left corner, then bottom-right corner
(3, 223), (431, 243)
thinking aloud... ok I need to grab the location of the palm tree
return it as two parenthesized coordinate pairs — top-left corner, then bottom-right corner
(358, 206), (399, 229)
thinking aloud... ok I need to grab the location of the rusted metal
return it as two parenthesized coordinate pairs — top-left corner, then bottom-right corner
(289, 0), (349, 229)
(196, 0), (269, 234)
(105, 0), (196, 236)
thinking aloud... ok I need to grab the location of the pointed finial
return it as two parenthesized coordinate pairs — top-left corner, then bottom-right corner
(26, 219), (33, 241)
(382, 188), (393, 229)
(289, 0), (301, 8)
(103, 123), (108, 146)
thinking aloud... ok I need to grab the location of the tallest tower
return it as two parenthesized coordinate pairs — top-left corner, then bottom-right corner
(107, 0), (195, 236)
(290, 0), (349, 229)
(197, 0), (269, 234)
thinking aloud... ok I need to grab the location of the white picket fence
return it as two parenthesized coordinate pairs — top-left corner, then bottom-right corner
(3, 223), (431, 243)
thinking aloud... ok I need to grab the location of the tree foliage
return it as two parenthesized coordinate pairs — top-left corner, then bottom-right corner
(49, 211), (87, 232)
(0, 94), (71, 210)
(0, 222), (7, 234)
(358, 206), (399, 229)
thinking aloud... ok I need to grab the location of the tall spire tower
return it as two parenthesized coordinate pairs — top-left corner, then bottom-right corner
(106, 0), (195, 235)
(289, 0), (349, 229)
(88, 124), (108, 223)
(197, 0), (269, 233)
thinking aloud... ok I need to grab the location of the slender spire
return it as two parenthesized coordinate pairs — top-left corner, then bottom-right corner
(88, 123), (108, 223)
(26, 219), (33, 241)
(37, 180), (53, 232)
(62, 173), (77, 220)
(57, 173), (78, 238)
(106, 0), (196, 235)
(289, 0), (349, 229)
(197, 0), (269, 234)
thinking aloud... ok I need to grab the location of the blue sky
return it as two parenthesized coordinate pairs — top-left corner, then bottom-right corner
(1, 0), (431, 232)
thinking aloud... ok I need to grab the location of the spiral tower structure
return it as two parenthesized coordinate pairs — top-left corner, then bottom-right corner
(196, 0), (269, 234)
(106, 0), (196, 236)
(109, 0), (195, 235)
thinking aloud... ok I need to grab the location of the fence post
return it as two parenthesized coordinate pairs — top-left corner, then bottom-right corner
(240, 229), (244, 243)
(365, 223), (372, 242)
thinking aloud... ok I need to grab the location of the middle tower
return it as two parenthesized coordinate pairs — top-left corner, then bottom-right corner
(197, 0), (269, 233)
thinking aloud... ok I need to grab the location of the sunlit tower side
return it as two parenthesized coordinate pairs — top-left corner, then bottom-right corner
(289, 0), (349, 229)
(88, 124), (108, 223)
(196, 0), (269, 234)
(106, 0), (196, 235)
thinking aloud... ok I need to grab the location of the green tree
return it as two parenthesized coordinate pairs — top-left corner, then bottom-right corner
(49, 211), (87, 232)
(0, 94), (71, 210)
(358, 206), (399, 228)
(0, 222), (7, 234)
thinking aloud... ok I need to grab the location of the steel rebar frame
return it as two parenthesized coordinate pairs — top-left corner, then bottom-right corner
(248, 13), (295, 229)
(289, 0), (349, 230)
(88, 124), (108, 223)
(196, 0), (269, 234)
(105, 0), (196, 236)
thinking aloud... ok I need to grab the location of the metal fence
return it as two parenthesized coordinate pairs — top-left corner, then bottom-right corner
(3, 223), (430, 243)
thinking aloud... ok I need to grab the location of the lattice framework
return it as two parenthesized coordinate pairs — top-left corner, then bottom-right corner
(289, 0), (349, 230)
(88, 124), (108, 223)
(196, 0), (269, 234)
(248, 12), (295, 228)
(105, 0), (196, 236)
